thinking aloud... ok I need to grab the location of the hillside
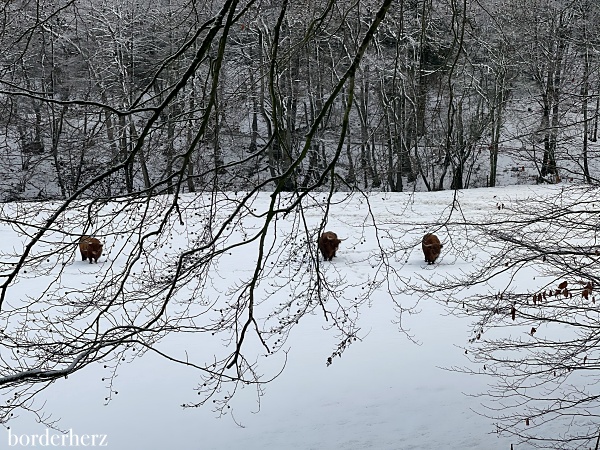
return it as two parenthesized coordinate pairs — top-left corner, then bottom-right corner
(1, 184), (596, 449)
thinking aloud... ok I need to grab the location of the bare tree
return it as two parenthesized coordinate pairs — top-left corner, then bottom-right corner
(414, 184), (600, 449)
(0, 0), (398, 428)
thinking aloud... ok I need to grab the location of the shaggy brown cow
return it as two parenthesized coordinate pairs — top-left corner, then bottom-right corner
(422, 233), (442, 265)
(318, 231), (344, 261)
(79, 236), (103, 264)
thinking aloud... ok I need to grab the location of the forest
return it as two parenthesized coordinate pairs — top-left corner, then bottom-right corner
(0, 0), (598, 200)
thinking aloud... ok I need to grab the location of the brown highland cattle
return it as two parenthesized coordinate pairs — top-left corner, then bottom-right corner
(79, 236), (103, 264)
(318, 231), (344, 261)
(422, 233), (442, 265)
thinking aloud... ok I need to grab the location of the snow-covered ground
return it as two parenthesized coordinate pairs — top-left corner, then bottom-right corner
(0, 184), (569, 449)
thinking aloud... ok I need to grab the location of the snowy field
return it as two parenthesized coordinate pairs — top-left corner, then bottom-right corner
(0, 184), (572, 450)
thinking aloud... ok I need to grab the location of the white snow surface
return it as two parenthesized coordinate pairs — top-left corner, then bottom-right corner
(1, 184), (568, 450)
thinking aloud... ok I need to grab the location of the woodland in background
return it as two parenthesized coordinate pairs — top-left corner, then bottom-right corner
(0, 0), (598, 201)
